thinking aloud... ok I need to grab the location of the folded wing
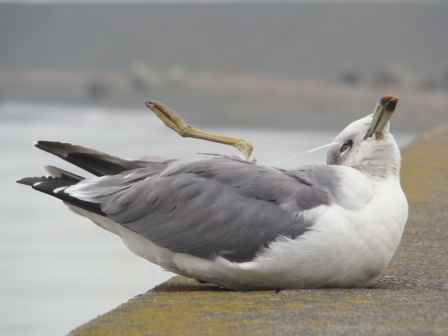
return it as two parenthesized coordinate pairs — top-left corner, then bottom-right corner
(66, 157), (342, 263)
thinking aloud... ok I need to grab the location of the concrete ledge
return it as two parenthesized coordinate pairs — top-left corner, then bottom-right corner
(71, 128), (448, 336)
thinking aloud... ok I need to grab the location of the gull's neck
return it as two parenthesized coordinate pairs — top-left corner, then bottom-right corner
(351, 136), (401, 180)
(352, 159), (400, 180)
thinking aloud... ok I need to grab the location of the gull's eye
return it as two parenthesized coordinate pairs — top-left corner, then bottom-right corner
(340, 139), (353, 154)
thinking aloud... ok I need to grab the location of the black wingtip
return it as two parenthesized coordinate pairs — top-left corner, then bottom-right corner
(33, 140), (48, 149)
(34, 140), (66, 154)
(16, 176), (44, 186)
(34, 140), (84, 159)
(16, 177), (29, 186)
(34, 140), (51, 153)
(32, 140), (143, 176)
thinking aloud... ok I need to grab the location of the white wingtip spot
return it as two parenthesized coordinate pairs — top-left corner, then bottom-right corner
(54, 186), (67, 194)
(33, 182), (43, 187)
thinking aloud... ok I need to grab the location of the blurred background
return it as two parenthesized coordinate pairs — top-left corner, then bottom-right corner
(1, 1), (447, 335)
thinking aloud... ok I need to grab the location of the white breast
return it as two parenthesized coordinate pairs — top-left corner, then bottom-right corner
(226, 175), (409, 289)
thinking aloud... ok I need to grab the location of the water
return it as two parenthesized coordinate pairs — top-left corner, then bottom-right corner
(0, 102), (414, 336)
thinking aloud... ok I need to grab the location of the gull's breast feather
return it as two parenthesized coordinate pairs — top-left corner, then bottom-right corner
(239, 174), (408, 289)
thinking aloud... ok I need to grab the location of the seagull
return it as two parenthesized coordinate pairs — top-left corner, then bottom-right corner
(17, 96), (408, 289)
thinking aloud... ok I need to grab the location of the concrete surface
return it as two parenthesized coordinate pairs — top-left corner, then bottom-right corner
(70, 127), (448, 336)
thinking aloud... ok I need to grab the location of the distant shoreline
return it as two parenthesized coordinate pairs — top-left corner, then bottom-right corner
(2, 69), (447, 133)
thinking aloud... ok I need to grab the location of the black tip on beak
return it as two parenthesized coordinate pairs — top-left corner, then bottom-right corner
(364, 95), (399, 140)
(380, 95), (399, 111)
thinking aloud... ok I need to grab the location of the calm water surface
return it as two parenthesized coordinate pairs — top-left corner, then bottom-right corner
(0, 102), (414, 336)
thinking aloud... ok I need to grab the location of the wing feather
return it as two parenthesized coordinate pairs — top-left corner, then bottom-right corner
(67, 158), (341, 262)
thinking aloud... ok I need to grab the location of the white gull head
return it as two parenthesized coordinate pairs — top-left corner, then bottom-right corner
(326, 96), (401, 178)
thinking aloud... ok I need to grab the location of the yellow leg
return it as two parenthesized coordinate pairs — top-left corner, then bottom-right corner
(145, 100), (254, 161)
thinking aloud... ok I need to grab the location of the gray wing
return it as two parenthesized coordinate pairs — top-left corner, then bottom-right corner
(68, 158), (337, 263)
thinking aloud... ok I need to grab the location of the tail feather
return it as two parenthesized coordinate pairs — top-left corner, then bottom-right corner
(17, 176), (49, 187)
(34, 141), (145, 176)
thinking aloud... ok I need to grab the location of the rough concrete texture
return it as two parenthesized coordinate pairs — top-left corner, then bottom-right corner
(71, 128), (448, 336)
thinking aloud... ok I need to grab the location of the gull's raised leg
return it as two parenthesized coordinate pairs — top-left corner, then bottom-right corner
(145, 100), (254, 161)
